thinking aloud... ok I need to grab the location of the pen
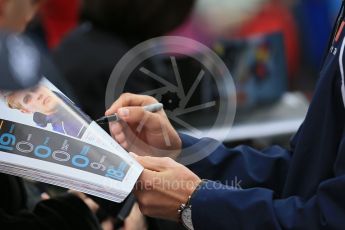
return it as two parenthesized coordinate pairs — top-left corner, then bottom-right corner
(96, 103), (164, 124)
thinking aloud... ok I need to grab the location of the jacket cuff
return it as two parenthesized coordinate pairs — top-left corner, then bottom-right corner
(177, 132), (221, 166)
(190, 180), (278, 230)
(179, 133), (199, 148)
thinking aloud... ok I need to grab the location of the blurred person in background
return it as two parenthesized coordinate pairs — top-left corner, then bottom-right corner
(0, 1), (111, 229)
(53, 0), (196, 120)
(233, 0), (300, 80)
(167, 0), (298, 110)
(0, 0), (40, 32)
(287, 0), (342, 91)
(183, 0), (299, 80)
(38, 0), (80, 49)
(23, 0), (80, 50)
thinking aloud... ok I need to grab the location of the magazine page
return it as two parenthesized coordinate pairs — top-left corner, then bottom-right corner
(0, 78), (143, 202)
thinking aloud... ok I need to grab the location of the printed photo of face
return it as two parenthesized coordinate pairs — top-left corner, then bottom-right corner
(7, 85), (60, 115)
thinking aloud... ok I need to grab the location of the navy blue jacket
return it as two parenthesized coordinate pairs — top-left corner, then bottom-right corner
(180, 7), (345, 230)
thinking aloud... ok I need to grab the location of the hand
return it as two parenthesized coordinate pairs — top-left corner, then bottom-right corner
(69, 191), (117, 230)
(42, 191), (100, 214)
(106, 93), (182, 158)
(40, 192), (50, 200)
(101, 218), (115, 230)
(132, 153), (201, 221)
(123, 203), (147, 230)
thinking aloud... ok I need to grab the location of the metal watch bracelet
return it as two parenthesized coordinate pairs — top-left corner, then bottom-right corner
(178, 179), (208, 229)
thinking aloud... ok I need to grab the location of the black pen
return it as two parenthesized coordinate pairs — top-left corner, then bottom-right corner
(96, 103), (163, 124)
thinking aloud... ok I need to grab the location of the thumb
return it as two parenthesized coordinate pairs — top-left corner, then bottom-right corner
(133, 154), (169, 172)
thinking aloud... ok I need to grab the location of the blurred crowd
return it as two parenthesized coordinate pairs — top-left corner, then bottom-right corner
(0, 0), (342, 230)
(19, 0), (342, 119)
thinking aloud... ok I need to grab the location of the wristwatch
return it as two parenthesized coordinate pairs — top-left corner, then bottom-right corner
(178, 180), (207, 230)
(179, 196), (194, 230)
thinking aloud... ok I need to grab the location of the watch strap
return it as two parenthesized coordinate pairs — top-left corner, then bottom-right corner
(178, 179), (208, 229)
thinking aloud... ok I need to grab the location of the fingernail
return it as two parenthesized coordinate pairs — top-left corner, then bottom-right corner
(118, 108), (129, 118)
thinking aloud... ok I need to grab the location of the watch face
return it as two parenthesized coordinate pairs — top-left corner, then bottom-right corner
(182, 207), (194, 230)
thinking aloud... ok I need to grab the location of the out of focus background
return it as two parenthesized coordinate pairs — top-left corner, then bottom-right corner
(3, 0), (342, 229)
(23, 0), (341, 146)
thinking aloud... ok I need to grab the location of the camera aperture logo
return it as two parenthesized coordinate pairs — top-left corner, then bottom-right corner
(106, 36), (236, 165)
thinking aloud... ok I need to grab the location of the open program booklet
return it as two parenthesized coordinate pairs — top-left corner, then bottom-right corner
(0, 78), (143, 202)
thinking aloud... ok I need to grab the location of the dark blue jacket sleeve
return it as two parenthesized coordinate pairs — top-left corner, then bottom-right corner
(190, 177), (345, 229)
(179, 133), (292, 193)
(179, 134), (345, 229)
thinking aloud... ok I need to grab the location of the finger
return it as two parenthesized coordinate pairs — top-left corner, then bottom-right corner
(106, 93), (157, 116)
(129, 152), (138, 158)
(83, 197), (100, 213)
(41, 192), (50, 200)
(117, 139), (129, 150)
(123, 203), (147, 230)
(115, 132), (126, 144)
(133, 155), (172, 172)
(68, 190), (87, 199)
(119, 141), (129, 150)
(109, 122), (124, 136)
(117, 106), (162, 131)
(117, 128), (138, 151)
(101, 218), (114, 230)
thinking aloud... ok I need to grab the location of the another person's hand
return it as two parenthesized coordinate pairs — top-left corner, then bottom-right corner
(69, 191), (115, 230)
(106, 93), (182, 158)
(132, 153), (201, 221)
(42, 191), (100, 214)
(123, 203), (148, 230)
(68, 191), (100, 214)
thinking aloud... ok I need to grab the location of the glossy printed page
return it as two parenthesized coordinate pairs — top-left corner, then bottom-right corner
(0, 78), (143, 202)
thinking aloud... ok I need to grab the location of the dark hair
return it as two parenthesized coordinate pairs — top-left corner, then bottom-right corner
(81, 0), (195, 42)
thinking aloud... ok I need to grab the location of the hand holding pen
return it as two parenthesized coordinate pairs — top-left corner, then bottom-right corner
(102, 94), (183, 226)
(96, 103), (164, 124)
(104, 93), (182, 158)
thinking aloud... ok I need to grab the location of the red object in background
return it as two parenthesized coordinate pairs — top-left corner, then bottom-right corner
(234, 1), (300, 78)
(39, 0), (80, 49)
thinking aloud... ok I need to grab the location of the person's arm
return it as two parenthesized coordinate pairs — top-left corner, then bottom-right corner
(133, 155), (345, 229)
(106, 93), (292, 191)
(0, 194), (101, 230)
(190, 175), (345, 229)
(179, 133), (292, 193)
